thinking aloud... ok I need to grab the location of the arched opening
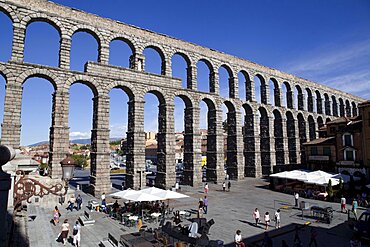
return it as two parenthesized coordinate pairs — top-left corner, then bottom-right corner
(258, 107), (270, 175)
(200, 98), (218, 182)
(282, 82), (293, 109)
(297, 113), (307, 165)
(352, 102), (357, 116)
(238, 70), (252, 101)
(324, 93), (331, 115)
(0, 11), (13, 62)
(332, 96), (338, 116)
(24, 21), (60, 67)
(339, 98), (345, 117)
(317, 116), (324, 129)
(286, 111), (297, 164)
(295, 85), (304, 110)
(219, 65), (234, 98)
(109, 38), (134, 68)
(315, 90), (323, 114)
(21, 77), (55, 146)
(254, 74), (267, 104)
(174, 95), (194, 186)
(242, 103), (255, 177)
(71, 30), (99, 72)
(108, 86), (130, 188)
(345, 100), (351, 117)
(326, 118), (331, 123)
(197, 59), (214, 93)
(171, 53), (190, 89)
(69, 82), (96, 180)
(306, 88), (313, 112)
(224, 101), (238, 179)
(0, 74), (6, 138)
(143, 46), (165, 75)
(269, 78), (280, 107)
(308, 115), (316, 141)
(273, 110), (284, 166)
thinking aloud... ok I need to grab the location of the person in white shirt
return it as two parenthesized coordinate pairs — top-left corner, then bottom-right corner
(235, 230), (245, 247)
(340, 195), (347, 213)
(274, 209), (281, 228)
(253, 208), (260, 226)
(295, 192), (299, 207)
(264, 212), (270, 230)
(72, 221), (81, 247)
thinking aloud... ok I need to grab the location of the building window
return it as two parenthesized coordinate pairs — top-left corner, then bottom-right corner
(311, 147), (318, 155)
(343, 133), (353, 146)
(345, 150), (354, 161)
(323, 147), (331, 156)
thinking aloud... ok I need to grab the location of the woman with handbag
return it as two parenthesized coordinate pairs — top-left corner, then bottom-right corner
(53, 206), (61, 225)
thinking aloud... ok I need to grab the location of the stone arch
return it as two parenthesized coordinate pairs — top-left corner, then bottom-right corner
(197, 58), (216, 93)
(315, 90), (323, 114)
(69, 25), (102, 45)
(295, 85), (304, 110)
(308, 115), (316, 141)
(0, 3), (20, 23)
(324, 93), (331, 115)
(282, 81), (293, 109)
(269, 78), (280, 107)
(326, 117), (331, 123)
(286, 111), (297, 164)
(0, 64), (14, 81)
(352, 102), (357, 116)
(171, 52), (192, 89)
(64, 75), (102, 96)
(255, 73), (267, 104)
(273, 109), (284, 166)
(345, 99), (351, 117)
(106, 81), (135, 100)
(242, 103), (256, 177)
(258, 106), (271, 175)
(297, 113), (307, 165)
(224, 100), (238, 178)
(219, 64), (235, 98)
(238, 70), (252, 101)
(317, 116), (324, 128)
(109, 35), (136, 54)
(338, 98), (345, 117)
(306, 88), (313, 112)
(17, 68), (60, 91)
(332, 95), (338, 116)
(143, 44), (167, 76)
(21, 13), (65, 36)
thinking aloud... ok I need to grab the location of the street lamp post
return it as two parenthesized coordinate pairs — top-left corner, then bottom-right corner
(0, 145), (16, 246)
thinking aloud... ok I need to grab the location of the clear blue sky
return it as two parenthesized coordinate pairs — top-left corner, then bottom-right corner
(0, 0), (369, 145)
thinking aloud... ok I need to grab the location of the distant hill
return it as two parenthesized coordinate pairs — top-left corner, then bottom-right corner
(28, 137), (122, 147)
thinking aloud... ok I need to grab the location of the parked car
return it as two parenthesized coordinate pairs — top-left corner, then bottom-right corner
(353, 210), (370, 241)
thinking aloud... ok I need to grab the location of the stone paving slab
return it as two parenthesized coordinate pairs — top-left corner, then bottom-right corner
(23, 178), (366, 246)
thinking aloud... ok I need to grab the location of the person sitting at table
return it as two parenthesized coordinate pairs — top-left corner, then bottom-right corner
(112, 200), (119, 212)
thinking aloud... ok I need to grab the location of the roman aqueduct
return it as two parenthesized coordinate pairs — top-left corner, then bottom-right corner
(0, 0), (364, 195)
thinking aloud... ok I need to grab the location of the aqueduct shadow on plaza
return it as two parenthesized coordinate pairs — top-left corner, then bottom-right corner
(0, 0), (364, 196)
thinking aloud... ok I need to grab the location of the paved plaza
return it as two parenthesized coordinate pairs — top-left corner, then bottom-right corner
(17, 177), (366, 246)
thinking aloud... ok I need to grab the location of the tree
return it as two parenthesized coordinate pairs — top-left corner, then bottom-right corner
(327, 179), (333, 200)
(71, 154), (88, 168)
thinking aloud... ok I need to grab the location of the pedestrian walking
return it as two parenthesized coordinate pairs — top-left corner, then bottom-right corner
(264, 212), (270, 230)
(53, 206), (60, 225)
(204, 183), (209, 194)
(60, 219), (70, 246)
(352, 198), (358, 216)
(203, 196), (208, 214)
(101, 192), (106, 205)
(76, 194), (83, 211)
(222, 182), (226, 192)
(308, 228), (318, 247)
(228, 181), (231, 192)
(340, 195), (346, 213)
(253, 208), (260, 226)
(235, 230), (245, 247)
(72, 220), (81, 247)
(274, 209), (281, 228)
(294, 192), (299, 207)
